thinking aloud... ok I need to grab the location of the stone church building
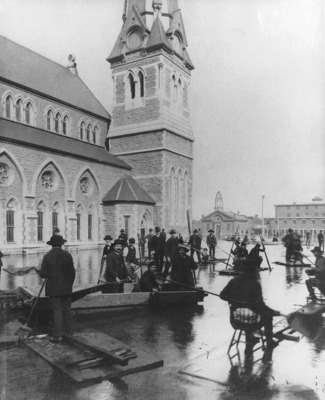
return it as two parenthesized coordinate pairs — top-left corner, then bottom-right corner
(0, 0), (194, 252)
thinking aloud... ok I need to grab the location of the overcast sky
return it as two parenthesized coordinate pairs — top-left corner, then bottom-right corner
(0, 0), (324, 219)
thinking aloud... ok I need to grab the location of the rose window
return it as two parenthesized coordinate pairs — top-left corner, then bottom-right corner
(79, 177), (90, 194)
(41, 171), (56, 191)
(0, 165), (9, 185)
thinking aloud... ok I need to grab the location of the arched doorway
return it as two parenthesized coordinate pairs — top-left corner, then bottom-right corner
(139, 209), (153, 257)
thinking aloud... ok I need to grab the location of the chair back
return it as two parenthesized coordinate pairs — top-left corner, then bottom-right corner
(229, 303), (264, 331)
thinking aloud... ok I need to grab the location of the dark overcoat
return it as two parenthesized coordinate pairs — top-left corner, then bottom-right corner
(39, 248), (75, 297)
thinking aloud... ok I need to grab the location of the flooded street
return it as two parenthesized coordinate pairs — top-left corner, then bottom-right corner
(1, 241), (325, 400)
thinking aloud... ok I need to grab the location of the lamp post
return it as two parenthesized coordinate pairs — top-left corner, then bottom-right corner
(262, 195), (265, 237)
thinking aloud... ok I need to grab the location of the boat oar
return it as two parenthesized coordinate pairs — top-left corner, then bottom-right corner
(300, 253), (317, 267)
(226, 225), (239, 270)
(16, 278), (47, 339)
(157, 276), (220, 297)
(260, 235), (272, 272)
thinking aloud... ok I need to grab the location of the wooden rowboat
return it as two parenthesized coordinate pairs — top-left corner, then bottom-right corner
(18, 283), (207, 313)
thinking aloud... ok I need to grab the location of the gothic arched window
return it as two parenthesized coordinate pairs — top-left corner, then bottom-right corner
(139, 71), (144, 98)
(80, 122), (85, 140)
(25, 102), (33, 125)
(93, 126), (98, 144)
(86, 124), (91, 142)
(54, 113), (61, 133)
(6, 201), (15, 243)
(5, 96), (13, 119)
(129, 74), (136, 100)
(62, 115), (69, 135)
(15, 99), (23, 122)
(47, 110), (53, 131)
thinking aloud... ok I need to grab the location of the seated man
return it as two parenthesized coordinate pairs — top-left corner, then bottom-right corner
(201, 248), (210, 264)
(305, 246), (325, 300)
(237, 242), (249, 259)
(220, 262), (280, 349)
(248, 244), (265, 260)
(132, 262), (161, 292)
(170, 244), (196, 290)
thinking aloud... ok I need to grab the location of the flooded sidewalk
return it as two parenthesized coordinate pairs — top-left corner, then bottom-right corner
(1, 242), (325, 399)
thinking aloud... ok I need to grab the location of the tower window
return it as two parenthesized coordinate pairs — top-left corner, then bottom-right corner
(139, 71), (144, 98)
(129, 74), (136, 99)
(52, 211), (58, 234)
(88, 214), (92, 240)
(77, 213), (81, 241)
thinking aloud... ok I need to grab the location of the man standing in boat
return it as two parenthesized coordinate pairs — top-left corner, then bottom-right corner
(163, 229), (179, 278)
(151, 227), (166, 273)
(189, 229), (202, 264)
(39, 235), (75, 343)
(305, 246), (325, 301)
(145, 228), (154, 259)
(170, 244), (196, 290)
(206, 229), (217, 259)
(103, 239), (132, 293)
(282, 229), (295, 262)
(317, 230), (324, 251)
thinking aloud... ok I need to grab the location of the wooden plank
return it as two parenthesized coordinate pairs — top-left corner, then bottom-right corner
(21, 327), (163, 387)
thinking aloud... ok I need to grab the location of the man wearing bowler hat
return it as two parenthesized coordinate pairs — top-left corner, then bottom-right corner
(189, 229), (202, 264)
(206, 229), (217, 258)
(305, 246), (325, 301)
(151, 227), (166, 273)
(163, 229), (179, 278)
(170, 244), (196, 289)
(103, 239), (132, 293)
(282, 228), (295, 262)
(39, 235), (75, 343)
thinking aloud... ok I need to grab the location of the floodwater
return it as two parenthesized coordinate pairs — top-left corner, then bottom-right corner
(1, 241), (325, 400)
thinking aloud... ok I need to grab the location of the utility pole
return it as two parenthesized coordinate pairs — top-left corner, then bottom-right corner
(262, 195), (265, 237)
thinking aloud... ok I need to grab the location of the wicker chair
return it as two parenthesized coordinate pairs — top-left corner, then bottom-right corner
(227, 303), (266, 359)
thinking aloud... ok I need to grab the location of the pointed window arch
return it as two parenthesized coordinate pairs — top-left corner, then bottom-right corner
(169, 168), (175, 224)
(80, 122), (85, 140)
(54, 112), (61, 133)
(62, 115), (69, 135)
(25, 102), (33, 125)
(139, 71), (144, 98)
(47, 110), (53, 131)
(93, 126), (98, 144)
(52, 202), (59, 234)
(15, 99), (23, 122)
(76, 204), (82, 241)
(6, 200), (15, 243)
(86, 124), (91, 142)
(5, 96), (13, 119)
(128, 74), (136, 100)
(88, 206), (93, 240)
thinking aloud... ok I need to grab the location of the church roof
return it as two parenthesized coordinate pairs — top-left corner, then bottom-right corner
(0, 118), (130, 170)
(0, 35), (110, 120)
(147, 15), (172, 50)
(103, 175), (156, 204)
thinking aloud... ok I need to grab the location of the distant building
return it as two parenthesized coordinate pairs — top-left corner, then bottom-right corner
(193, 192), (262, 240)
(264, 198), (325, 239)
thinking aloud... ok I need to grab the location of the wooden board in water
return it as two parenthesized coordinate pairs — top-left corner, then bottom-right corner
(21, 325), (163, 386)
(273, 261), (311, 268)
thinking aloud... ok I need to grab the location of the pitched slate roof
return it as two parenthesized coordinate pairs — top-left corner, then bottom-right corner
(201, 210), (248, 222)
(0, 118), (130, 170)
(0, 35), (109, 120)
(147, 16), (172, 50)
(103, 175), (155, 204)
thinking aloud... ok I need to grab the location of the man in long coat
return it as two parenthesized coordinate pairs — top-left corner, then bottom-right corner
(103, 239), (131, 293)
(39, 235), (75, 343)
(282, 229), (295, 261)
(189, 229), (202, 264)
(163, 229), (179, 278)
(171, 245), (196, 290)
(206, 229), (217, 258)
(151, 227), (166, 273)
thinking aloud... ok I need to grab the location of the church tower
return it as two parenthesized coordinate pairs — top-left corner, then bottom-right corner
(107, 0), (194, 232)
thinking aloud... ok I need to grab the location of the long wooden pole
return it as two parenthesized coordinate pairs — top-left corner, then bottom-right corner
(226, 225), (239, 269)
(157, 276), (220, 297)
(260, 235), (272, 272)
(186, 210), (192, 241)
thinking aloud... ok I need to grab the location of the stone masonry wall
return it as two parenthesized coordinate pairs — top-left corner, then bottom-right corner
(110, 132), (163, 154)
(0, 83), (108, 147)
